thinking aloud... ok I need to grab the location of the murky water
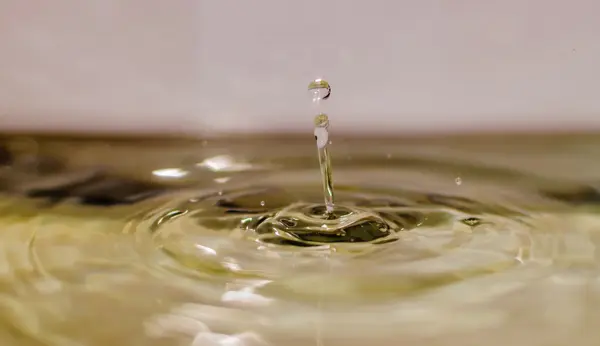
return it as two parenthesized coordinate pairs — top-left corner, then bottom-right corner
(0, 133), (600, 346)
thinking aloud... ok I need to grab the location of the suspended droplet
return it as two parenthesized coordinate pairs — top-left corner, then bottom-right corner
(455, 177), (462, 186)
(308, 79), (331, 103)
(314, 113), (330, 128)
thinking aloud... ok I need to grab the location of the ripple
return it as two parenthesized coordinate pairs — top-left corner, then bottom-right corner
(0, 135), (598, 345)
(129, 170), (540, 308)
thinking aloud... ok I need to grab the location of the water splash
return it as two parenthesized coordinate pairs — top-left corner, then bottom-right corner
(309, 79), (335, 214)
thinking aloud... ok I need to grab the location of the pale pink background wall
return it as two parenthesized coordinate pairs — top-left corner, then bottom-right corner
(1, 0), (599, 135)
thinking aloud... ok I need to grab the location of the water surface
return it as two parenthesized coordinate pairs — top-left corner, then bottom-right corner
(0, 133), (599, 346)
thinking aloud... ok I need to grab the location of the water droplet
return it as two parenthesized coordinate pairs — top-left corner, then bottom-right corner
(461, 217), (481, 227)
(308, 79), (331, 103)
(260, 201), (265, 207)
(314, 114), (330, 128)
(455, 177), (462, 186)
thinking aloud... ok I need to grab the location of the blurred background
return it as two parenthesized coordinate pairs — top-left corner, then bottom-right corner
(1, 0), (600, 136)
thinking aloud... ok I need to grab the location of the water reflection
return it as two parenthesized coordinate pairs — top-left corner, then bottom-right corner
(153, 168), (189, 179)
(198, 155), (256, 172)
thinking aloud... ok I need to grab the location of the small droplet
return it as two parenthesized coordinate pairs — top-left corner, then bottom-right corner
(314, 113), (330, 128)
(455, 177), (462, 186)
(260, 201), (265, 207)
(461, 217), (482, 227)
(308, 79), (331, 102)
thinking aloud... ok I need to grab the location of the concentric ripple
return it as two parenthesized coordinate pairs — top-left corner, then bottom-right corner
(1, 135), (600, 345)
(130, 165), (546, 306)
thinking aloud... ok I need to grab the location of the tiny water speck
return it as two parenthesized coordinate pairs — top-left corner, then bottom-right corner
(461, 217), (482, 227)
(455, 177), (462, 185)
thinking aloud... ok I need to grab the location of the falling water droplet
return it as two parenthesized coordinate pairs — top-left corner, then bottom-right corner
(308, 79), (331, 102)
(314, 113), (329, 128)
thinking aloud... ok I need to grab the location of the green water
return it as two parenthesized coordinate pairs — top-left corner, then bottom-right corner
(0, 133), (598, 346)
